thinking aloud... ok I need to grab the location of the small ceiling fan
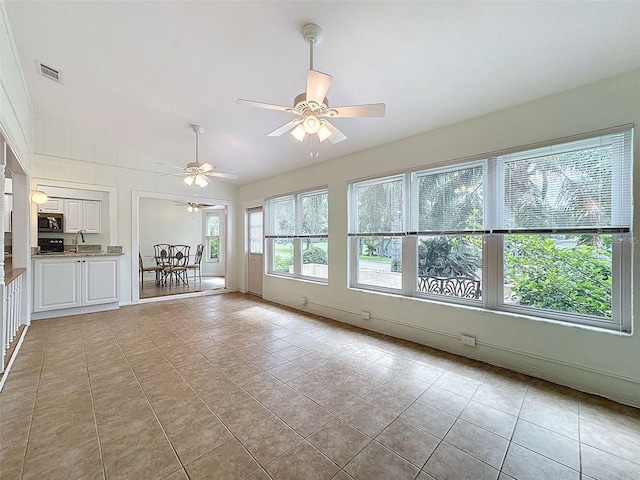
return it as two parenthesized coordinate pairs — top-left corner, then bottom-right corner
(174, 201), (215, 212)
(177, 125), (237, 187)
(237, 23), (385, 144)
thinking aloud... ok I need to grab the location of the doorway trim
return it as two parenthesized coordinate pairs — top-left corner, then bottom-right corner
(131, 190), (232, 303)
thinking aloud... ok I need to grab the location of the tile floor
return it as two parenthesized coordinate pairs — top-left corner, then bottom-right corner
(1, 292), (639, 480)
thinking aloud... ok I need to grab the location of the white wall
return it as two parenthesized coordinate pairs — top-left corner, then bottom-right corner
(0, 2), (31, 169)
(139, 197), (202, 258)
(237, 70), (640, 407)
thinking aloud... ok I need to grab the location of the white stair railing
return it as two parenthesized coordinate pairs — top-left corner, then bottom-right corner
(1, 271), (23, 374)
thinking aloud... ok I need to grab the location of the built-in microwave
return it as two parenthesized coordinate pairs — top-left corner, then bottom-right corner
(38, 213), (64, 232)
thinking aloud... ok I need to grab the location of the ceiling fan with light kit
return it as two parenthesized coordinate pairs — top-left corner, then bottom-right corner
(237, 23), (385, 146)
(173, 201), (215, 212)
(169, 124), (237, 187)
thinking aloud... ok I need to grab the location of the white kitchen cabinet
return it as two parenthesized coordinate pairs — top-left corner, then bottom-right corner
(4, 194), (11, 233)
(64, 199), (101, 233)
(33, 256), (120, 313)
(83, 257), (119, 305)
(38, 197), (64, 213)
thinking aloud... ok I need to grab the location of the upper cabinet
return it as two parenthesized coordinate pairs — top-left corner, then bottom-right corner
(38, 197), (64, 213)
(64, 199), (101, 233)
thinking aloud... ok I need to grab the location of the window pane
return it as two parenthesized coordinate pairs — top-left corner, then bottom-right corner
(249, 210), (263, 254)
(209, 237), (219, 261)
(301, 191), (328, 235)
(271, 196), (295, 235)
(504, 234), (612, 318)
(356, 178), (404, 233)
(301, 238), (328, 279)
(272, 238), (294, 273)
(502, 147), (614, 230)
(208, 215), (220, 236)
(356, 236), (402, 289)
(415, 165), (483, 232)
(416, 235), (482, 299)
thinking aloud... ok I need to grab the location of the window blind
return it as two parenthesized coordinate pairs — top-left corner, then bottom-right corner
(265, 189), (328, 239)
(410, 162), (485, 235)
(491, 129), (632, 234)
(349, 175), (404, 236)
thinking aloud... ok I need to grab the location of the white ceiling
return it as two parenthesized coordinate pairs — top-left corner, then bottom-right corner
(5, 1), (640, 186)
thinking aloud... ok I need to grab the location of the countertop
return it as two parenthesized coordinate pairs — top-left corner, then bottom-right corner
(32, 252), (124, 258)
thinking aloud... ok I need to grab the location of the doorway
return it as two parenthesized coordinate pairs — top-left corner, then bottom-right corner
(133, 193), (229, 302)
(247, 207), (263, 297)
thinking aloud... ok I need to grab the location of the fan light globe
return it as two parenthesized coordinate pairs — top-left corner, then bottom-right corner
(302, 114), (320, 134)
(31, 190), (49, 204)
(317, 123), (332, 142)
(193, 206), (200, 212)
(184, 175), (194, 186)
(290, 124), (306, 142)
(194, 174), (208, 188)
(187, 205), (194, 213)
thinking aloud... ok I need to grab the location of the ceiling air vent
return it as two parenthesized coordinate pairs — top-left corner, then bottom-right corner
(36, 61), (62, 84)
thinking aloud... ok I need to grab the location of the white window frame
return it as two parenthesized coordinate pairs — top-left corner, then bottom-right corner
(266, 187), (329, 283)
(348, 127), (633, 333)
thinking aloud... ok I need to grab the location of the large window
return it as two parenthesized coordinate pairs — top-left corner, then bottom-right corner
(349, 128), (633, 331)
(266, 187), (328, 281)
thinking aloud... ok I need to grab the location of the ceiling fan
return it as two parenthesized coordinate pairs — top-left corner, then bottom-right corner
(174, 201), (215, 212)
(237, 23), (385, 145)
(177, 125), (237, 187)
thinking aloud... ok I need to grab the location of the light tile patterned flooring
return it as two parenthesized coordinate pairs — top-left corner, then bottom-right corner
(1, 292), (639, 480)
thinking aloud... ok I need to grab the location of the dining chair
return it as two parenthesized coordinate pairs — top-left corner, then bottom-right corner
(187, 244), (204, 282)
(139, 251), (163, 288)
(153, 244), (172, 285)
(164, 244), (190, 285)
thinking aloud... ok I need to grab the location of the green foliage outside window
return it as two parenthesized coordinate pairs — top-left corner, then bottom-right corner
(209, 238), (219, 260)
(302, 246), (328, 265)
(418, 236), (481, 278)
(504, 235), (612, 317)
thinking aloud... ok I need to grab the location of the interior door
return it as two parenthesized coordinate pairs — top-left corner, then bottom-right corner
(247, 207), (263, 296)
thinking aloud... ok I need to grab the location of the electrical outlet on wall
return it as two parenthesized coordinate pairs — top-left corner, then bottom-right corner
(460, 334), (476, 346)
(361, 311), (371, 320)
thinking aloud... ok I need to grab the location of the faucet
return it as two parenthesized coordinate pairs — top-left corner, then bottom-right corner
(73, 230), (86, 253)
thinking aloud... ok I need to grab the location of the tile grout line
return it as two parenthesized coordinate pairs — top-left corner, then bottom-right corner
(18, 324), (49, 480)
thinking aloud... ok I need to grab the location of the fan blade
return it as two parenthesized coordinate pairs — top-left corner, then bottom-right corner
(236, 99), (290, 112)
(328, 103), (386, 118)
(207, 171), (238, 180)
(199, 162), (214, 172)
(267, 119), (303, 137)
(323, 121), (347, 144)
(306, 70), (332, 105)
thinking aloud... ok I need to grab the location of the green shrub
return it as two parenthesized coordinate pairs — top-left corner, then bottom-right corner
(303, 246), (328, 264)
(505, 235), (611, 317)
(274, 255), (293, 272)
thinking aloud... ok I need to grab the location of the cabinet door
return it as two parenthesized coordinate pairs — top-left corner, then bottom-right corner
(82, 257), (119, 305)
(83, 200), (101, 233)
(4, 194), (11, 233)
(33, 258), (82, 312)
(38, 198), (64, 213)
(64, 199), (83, 233)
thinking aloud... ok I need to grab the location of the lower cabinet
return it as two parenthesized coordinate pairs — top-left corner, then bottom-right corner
(33, 256), (120, 313)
